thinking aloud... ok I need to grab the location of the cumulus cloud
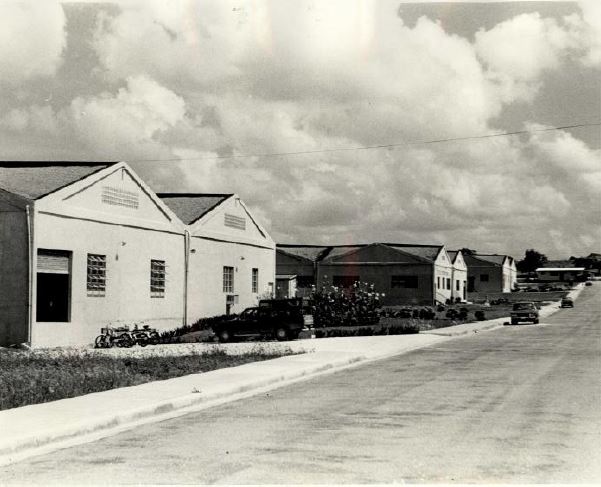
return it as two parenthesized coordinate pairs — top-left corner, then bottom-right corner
(0, 2), (66, 84)
(64, 75), (186, 158)
(0, 1), (598, 258)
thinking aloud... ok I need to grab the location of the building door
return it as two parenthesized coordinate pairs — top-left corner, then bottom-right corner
(463, 281), (467, 300)
(468, 276), (475, 292)
(36, 250), (71, 322)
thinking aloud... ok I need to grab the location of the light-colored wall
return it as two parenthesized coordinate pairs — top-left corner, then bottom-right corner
(451, 252), (468, 302)
(187, 195), (276, 320)
(187, 237), (275, 319)
(30, 164), (186, 347)
(0, 190), (30, 346)
(503, 260), (518, 290)
(433, 249), (453, 304)
(31, 212), (186, 348)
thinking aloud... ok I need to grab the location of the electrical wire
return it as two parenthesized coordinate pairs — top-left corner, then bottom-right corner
(127, 122), (601, 163)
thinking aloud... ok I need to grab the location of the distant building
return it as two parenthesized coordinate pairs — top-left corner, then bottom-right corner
(464, 253), (517, 293)
(536, 267), (585, 282)
(447, 250), (468, 302)
(276, 242), (456, 305)
(276, 244), (342, 297)
(275, 274), (297, 299)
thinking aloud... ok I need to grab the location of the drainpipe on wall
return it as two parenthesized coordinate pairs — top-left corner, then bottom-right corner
(183, 230), (190, 326)
(25, 204), (34, 347)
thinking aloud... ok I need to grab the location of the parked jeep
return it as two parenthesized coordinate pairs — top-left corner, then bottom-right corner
(510, 301), (539, 325)
(212, 298), (309, 342)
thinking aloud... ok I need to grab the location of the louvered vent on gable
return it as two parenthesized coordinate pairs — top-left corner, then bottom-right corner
(224, 213), (246, 230)
(101, 186), (139, 209)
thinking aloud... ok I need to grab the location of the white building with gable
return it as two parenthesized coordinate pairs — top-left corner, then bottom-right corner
(0, 162), (275, 348)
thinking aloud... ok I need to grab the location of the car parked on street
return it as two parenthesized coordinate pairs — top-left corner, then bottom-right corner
(510, 301), (539, 325)
(560, 297), (574, 308)
(211, 298), (310, 342)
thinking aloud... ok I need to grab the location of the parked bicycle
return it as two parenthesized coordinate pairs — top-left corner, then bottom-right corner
(94, 324), (160, 348)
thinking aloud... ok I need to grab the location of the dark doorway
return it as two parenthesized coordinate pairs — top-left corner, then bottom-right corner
(37, 273), (70, 322)
(468, 276), (475, 293)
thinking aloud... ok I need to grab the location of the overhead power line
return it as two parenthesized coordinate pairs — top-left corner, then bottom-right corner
(129, 122), (601, 163)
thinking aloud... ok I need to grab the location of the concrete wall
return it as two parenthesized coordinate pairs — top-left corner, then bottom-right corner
(468, 266), (504, 294)
(29, 164), (186, 347)
(187, 237), (275, 318)
(317, 263), (434, 305)
(433, 250), (453, 304)
(0, 190), (30, 346)
(31, 212), (186, 348)
(187, 195), (276, 319)
(451, 252), (468, 302)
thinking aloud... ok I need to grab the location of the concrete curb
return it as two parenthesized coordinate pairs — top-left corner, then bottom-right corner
(0, 287), (582, 467)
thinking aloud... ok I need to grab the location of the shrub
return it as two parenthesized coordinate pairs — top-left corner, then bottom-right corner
(474, 310), (486, 321)
(311, 280), (382, 327)
(311, 321), (420, 338)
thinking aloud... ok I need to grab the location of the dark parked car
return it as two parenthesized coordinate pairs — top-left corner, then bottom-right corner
(510, 301), (539, 325)
(212, 298), (309, 342)
(560, 297), (574, 308)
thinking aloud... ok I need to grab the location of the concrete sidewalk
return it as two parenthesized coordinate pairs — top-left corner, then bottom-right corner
(0, 287), (581, 467)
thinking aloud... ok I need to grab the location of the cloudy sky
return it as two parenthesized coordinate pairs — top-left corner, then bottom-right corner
(1, 1), (599, 258)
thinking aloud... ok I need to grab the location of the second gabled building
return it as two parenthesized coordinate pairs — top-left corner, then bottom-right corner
(159, 193), (276, 319)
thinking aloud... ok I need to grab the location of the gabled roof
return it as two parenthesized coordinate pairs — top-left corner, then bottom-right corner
(463, 253), (504, 267)
(157, 193), (233, 225)
(474, 254), (509, 266)
(276, 245), (335, 263)
(447, 250), (461, 263)
(322, 245), (367, 260)
(278, 242), (443, 265)
(383, 243), (443, 262)
(0, 162), (116, 200)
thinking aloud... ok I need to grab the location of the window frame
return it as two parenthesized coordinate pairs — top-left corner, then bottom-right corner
(150, 259), (166, 298)
(87, 253), (107, 296)
(391, 275), (419, 289)
(223, 266), (235, 293)
(252, 268), (259, 294)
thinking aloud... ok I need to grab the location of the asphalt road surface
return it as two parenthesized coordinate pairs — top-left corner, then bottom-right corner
(3, 286), (600, 484)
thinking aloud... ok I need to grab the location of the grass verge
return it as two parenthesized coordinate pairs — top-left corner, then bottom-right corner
(0, 346), (294, 411)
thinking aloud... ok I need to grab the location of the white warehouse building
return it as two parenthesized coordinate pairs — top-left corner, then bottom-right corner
(0, 162), (275, 348)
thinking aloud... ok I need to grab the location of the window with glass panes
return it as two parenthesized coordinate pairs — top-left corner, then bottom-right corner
(150, 260), (166, 297)
(87, 254), (106, 295)
(223, 266), (234, 293)
(252, 268), (258, 293)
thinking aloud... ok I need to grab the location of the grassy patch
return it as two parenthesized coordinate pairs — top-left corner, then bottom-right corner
(0, 346), (293, 411)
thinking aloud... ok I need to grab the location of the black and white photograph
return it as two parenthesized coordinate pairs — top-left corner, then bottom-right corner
(0, 0), (599, 484)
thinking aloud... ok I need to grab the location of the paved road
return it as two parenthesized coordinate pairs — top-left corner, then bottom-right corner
(3, 286), (600, 484)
